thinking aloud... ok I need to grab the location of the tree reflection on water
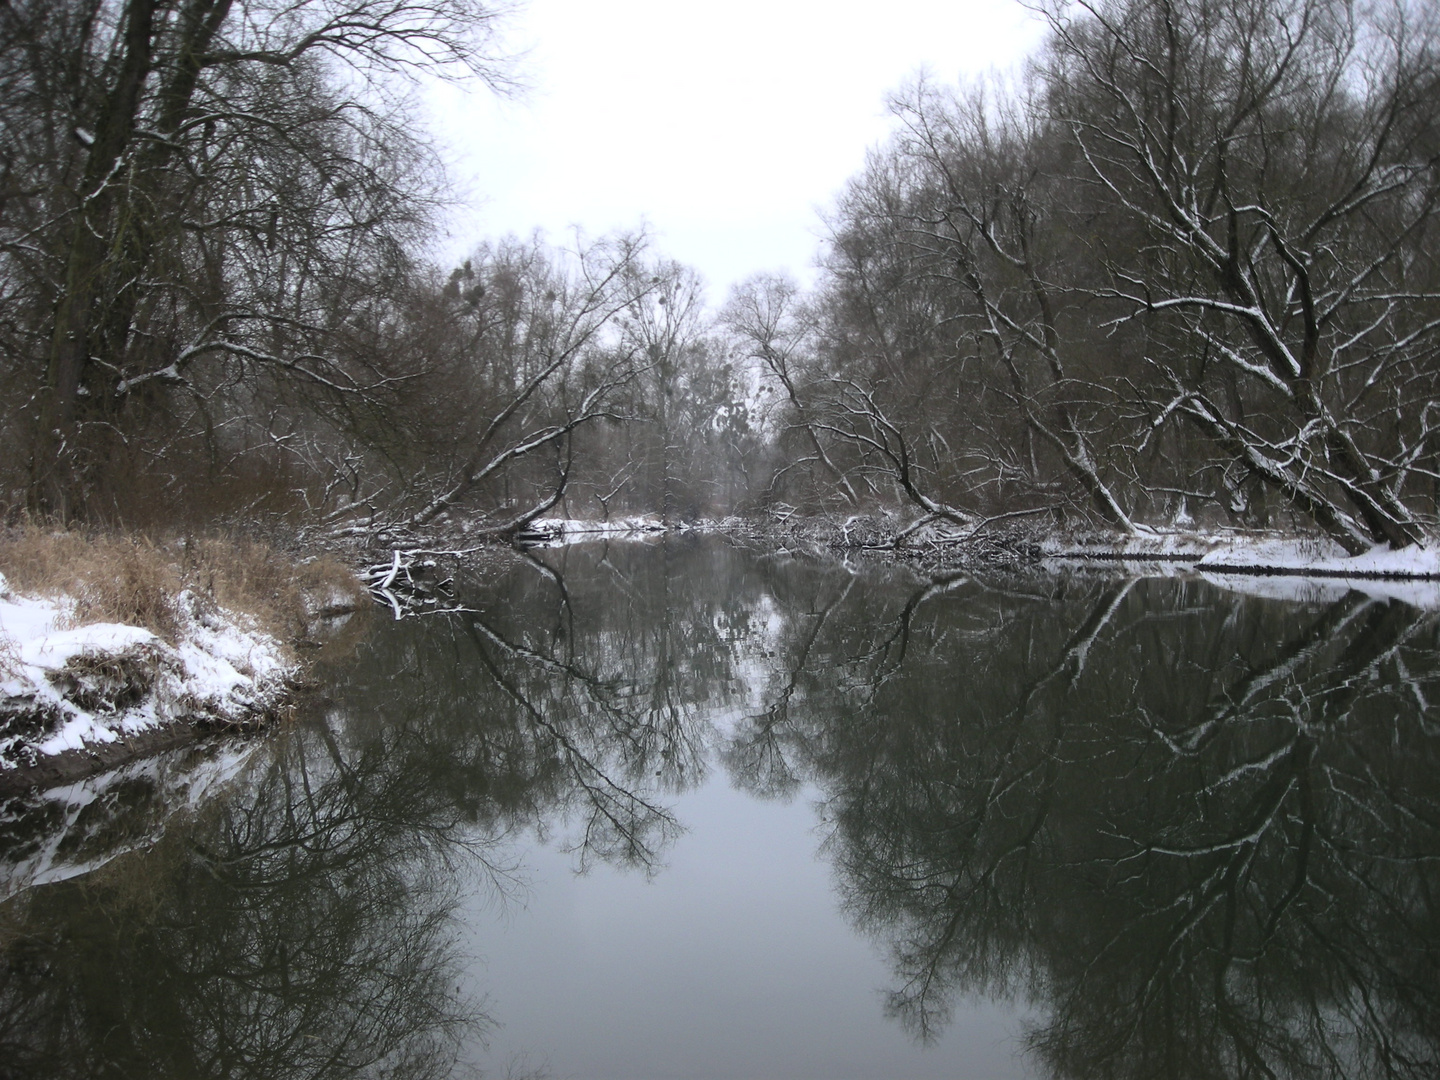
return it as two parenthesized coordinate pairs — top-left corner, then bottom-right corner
(742, 566), (1440, 1079)
(2, 538), (1439, 1079)
(0, 722), (488, 1079)
(0, 538), (750, 1078)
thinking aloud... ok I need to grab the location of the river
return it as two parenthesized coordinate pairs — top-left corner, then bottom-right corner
(1, 535), (1437, 1079)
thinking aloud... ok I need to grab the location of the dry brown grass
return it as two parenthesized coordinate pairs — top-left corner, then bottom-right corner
(0, 523), (364, 647)
(0, 527), (182, 638)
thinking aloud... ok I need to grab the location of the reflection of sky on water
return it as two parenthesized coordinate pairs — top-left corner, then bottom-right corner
(5, 536), (1440, 1080)
(468, 775), (1031, 1080)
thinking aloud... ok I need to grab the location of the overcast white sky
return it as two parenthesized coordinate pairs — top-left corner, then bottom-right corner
(424, 1), (1047, 302)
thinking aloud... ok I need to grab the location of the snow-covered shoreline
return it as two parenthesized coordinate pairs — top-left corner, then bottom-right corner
(1038, 531), (1440, 609)
(512, 514), (1440, 608)
(527, 514), (1440, 577)
(1040, 529), (1440, 576)
(0, 571), (297, 781)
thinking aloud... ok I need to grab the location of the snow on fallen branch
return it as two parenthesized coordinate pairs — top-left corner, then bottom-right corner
(361, 547), (483, 619)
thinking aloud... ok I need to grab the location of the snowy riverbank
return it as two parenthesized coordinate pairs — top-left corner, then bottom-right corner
(0, 571), (297, 782)
(512, 514), (1440, 605)
(1040, 530), (1440, 609)
(1039, 528), (1440, 574)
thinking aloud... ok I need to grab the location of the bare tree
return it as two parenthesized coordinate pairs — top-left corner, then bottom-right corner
(620, 260), (707, 524)
(723, 272), (864, 509)
(0, 0), (512, 518)
(1042, 0), (1440, 549)
(790, 0), (1440, 545)
(382, 232), (661, 535)
(799, 124), (1139, 533)
(886, 78), (1139, 531)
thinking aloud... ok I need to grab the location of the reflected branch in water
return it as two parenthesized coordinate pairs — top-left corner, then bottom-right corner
(734, 571), (1440, 1078)
(722, 565), (857, 801)
(364, 540), (761, 873)
(459, 609), (683, 873)
(0, 724), (495, 1080)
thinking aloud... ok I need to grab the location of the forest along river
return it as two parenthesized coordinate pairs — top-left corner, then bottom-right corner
(1, 535), (1439, 1079)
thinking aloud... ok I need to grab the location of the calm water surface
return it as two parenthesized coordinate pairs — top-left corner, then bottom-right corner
(2, 537), (1439, 1079)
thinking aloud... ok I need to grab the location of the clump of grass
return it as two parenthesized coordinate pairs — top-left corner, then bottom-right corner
(0, 523), (365, 647)
(0, 527), (182, 638)
(49, 646), (164, 714)
(176, 535), (364, 644)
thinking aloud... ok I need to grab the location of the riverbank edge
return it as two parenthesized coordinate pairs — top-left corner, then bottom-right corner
(503, 513), (1440, 581)
(0, 530), (368, 796)
(8, 512), (1433, 795)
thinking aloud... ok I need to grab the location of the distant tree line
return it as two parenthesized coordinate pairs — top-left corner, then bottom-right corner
(4, 0), (1437, 546)
(735, 0), (1440, 549)
(0, 0), (768, 532)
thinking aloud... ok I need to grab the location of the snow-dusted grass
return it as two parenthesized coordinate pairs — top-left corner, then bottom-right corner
(0, 525), (360, 643)
(0, 575), (293, 768)
(0, 527), (365, 776)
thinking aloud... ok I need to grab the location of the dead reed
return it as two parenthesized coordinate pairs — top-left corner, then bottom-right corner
(0, 523), (364, 646)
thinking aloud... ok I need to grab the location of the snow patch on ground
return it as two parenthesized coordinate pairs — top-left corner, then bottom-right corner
(0, 583), (293, 770)
(1044, 529), (1440, 573)
(1195, 537), (1440, 577)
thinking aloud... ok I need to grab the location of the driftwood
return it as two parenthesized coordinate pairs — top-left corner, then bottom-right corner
(361, 549), (464, 620)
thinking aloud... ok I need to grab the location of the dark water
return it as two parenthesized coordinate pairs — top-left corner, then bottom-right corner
(2, 536), (1440, 1079)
